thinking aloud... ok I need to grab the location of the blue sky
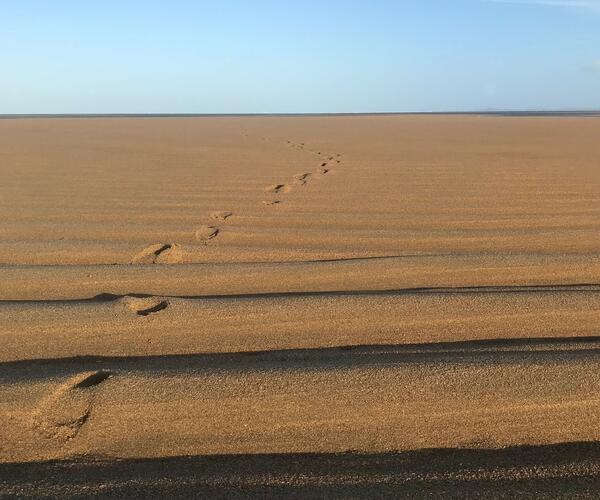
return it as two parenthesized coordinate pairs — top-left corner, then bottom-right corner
(1, 0), (599, 113)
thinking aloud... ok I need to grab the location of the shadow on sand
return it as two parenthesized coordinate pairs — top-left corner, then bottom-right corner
(1, 442), (600, 498)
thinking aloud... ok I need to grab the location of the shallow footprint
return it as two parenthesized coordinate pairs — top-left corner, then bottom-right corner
(262, 200), (281, 206)
(131, 243), (182, 264)
(293, 173), (312, 186)
(195, 225), (219, 242)
(293, 173), (311, 181)
(211, 211), (232, 221)
(32, 371), (112, 442)
(265, 184), (291, 194)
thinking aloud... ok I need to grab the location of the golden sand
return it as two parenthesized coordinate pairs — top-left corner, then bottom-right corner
(1, 115), (600, 495)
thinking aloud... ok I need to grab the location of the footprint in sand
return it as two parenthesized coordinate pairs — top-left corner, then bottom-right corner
(265, 184), (291, 194)
(262, 200), (281, 206)
(130, 243), (183, 264)
(210, 211), (232, 221)
(195, 225), (219, 242)
(32, 371), (112, 442)
(119, 296), (170, 316)
(293, 173), (312, 186)
(317, 167), (329, 175)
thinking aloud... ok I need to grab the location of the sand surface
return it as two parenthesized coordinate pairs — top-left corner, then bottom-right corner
(1, 115), (600, 497)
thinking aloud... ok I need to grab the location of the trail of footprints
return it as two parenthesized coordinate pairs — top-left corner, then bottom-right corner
(32, 140), (344, 443)
(130, 138), (344, 270)
(262, 140), (340, 205)
(125, 138), (343, 314)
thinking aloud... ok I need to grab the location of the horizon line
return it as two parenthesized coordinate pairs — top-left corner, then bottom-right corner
(1, 110), (600, 119)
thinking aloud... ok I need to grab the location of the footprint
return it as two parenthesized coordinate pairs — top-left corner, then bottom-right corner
(130, 243), (182, 264)
(317, 168), (329, 175)
(195, 225), (219, 242)
(293, 173), (311, 186)
(32, 371), (112, 442)
(119, 296), (169, 316)
(210, 211), (232, 221)
(262, 200), (281, 206)
(265, 184), (291, 194)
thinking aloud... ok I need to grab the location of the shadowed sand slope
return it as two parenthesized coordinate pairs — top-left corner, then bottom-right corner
(2, 443), (600, 499)
(2, 115), (600, 496)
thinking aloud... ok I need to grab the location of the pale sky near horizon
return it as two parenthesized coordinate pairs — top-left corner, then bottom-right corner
(1, 0), (599, 113)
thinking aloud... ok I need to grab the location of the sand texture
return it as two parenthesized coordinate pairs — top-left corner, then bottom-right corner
(1, 115), (600, 497)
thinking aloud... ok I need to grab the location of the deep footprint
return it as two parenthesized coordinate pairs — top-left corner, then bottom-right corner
(195, 225), (219, 242)
(119, 296), (170, 316)
(130, 243), (182, 264)
(32, 370), (112, 442)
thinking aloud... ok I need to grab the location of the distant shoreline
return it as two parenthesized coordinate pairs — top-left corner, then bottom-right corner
(1, 111), (600, 119)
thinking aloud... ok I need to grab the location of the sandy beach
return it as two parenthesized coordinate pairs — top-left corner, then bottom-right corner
(1, 114), (600, 496)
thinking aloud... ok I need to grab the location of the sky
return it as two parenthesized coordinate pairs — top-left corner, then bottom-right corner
(1, 0), (599, 113)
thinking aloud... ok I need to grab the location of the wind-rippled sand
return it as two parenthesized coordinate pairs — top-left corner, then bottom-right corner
(1, 115), (600, 497)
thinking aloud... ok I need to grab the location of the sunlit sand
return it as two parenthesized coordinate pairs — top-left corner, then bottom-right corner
(1, 114), (600, 495)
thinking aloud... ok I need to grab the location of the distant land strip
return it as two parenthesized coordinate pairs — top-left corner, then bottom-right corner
(1, 111), (600, 119)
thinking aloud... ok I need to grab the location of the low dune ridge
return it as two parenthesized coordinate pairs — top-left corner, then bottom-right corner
(1, 114), (600, 496)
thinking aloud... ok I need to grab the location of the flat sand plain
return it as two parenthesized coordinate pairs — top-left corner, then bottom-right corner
(1, 115), (600, 497)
